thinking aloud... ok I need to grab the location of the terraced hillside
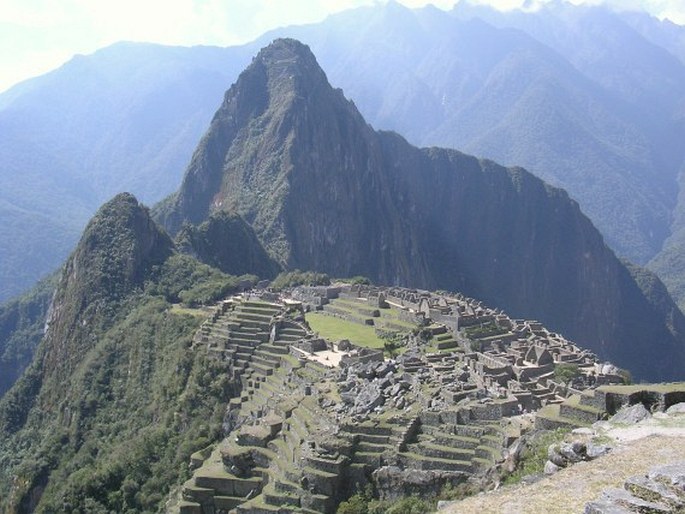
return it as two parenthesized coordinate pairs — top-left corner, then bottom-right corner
(169, 283), (675, 513)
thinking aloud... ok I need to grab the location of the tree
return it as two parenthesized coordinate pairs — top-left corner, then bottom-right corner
(554, 363), (580, 388)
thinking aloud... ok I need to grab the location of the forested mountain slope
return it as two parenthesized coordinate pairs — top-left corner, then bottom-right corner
(0, 193), (269, 512)
(158, 38), (685, 382)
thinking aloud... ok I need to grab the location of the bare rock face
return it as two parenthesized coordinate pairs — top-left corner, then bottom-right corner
(372, 466), (469, 502)
(0, 278), (54, 399)
(157, 38), (685, 381)
(666, 403), (685, 416)
(609, 404), (652, 425)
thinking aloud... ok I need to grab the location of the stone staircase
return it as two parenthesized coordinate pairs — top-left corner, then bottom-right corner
(179, 443), (266, 514)
(181, 306), (342, 514)
(180, 299), (323, 514)
(402, 415), (507, 474)
(320, 297), (419, 334)
(343, 419), (405, 469)
(178, 296), (521, 514)
(515, 378), (560, 407)
(181, 380), (306, 514)
(193, 299), (283, 381)
(433, 331), (461, 352)
(234, 392), (344, 513)
(322, 300), (375, 326)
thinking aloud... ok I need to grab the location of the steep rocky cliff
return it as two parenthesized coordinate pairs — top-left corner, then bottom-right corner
(0, 276), (55, 399)
(158, 39), (685, 381)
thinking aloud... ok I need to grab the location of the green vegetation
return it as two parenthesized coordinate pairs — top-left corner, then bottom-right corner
(337, 490), (435, 514)
(169, 304), (210, 318)
(439, 481), (485, 502)
(464, 321), (506, 340)
(325, 297), (416, 332)
(175, 212), (281, 279)
(380, 332), (407, 357)
(503, 429), (570, 485)
(0, 196), (242, 513)
(0, 293), (230, 512)
(336, 276), (372, 285)
(147, 254), (255, 307)
(0, 274), (57, 397)
(618, 369), (633, 385)
(597, 382), (685, 394)
(554, 363), (581, 387)
(270, 269), (330, 290)
(306, 313), (384, 349)
(336, 481), (486, 514)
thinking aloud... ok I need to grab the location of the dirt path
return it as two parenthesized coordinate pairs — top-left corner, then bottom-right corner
(441, 418), (685, 514)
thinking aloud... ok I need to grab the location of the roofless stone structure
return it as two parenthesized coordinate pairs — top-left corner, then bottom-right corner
(175, 284), (633, 513)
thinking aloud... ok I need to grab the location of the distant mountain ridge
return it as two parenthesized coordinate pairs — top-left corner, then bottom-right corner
(256, 1), (685, 265)
(0, 42), (255, 301)
(1, 37), (685, 512)
(158, 38), (685, 382)
(2, 2), (685, 307)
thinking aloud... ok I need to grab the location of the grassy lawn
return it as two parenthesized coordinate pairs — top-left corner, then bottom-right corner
(306, 312), (385, 349)
(326, 298), (417, 329)
(377, 317), (416, 329)
(597, 382), (685, 394)
(169, 303), (211, 318)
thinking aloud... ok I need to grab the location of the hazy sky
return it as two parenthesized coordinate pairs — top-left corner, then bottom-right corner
(1, 0), (684, 93)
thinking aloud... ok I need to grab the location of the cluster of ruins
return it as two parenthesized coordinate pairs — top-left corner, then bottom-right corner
(176, 283), (630, 514)
(292, 283), (623, 412)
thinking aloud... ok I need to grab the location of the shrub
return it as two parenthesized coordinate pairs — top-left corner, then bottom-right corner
(618, 368), (632, 385)
(337, 493), (369, 514)
(271, 270), (330, 290)
(554, 363), (580, 387)
(503, 428), (569, 485)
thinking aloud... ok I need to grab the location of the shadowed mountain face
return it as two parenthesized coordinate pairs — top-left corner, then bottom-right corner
(175, 211), (282, 279)
(253, 2), (685, 268)
(158, 39), (685, 381)
(2, 3), (685, 308)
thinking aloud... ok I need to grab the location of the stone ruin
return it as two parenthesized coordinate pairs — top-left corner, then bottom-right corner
(176, 284), (631, 514)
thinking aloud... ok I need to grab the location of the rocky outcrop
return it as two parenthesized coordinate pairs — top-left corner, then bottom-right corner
(156, 39), (685, 381)
(42, 193), (173, 393)
(175, 210), (281, 279)
(585, 463), (685, 513)
(372, 466), (468, 502)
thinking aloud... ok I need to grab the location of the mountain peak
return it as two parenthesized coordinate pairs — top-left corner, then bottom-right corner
(254, 38), (316, 65)
(157, 37), (359, 237)
(44, 193), (172, 381)
(158, 39), (685, 381)
(69, 192), (172, 301)
(247, 38), (330, 102)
